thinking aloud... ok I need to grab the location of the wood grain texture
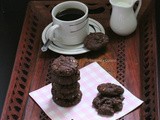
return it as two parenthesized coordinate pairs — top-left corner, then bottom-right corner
(1, 0), (159, 120)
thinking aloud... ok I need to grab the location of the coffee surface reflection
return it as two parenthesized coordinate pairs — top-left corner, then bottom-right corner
(56, 8), (85, 21)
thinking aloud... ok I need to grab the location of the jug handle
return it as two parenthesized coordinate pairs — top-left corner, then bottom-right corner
(135, 0), (142, 17)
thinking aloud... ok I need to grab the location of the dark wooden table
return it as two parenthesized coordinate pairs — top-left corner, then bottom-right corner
(1, 0), (160, 120)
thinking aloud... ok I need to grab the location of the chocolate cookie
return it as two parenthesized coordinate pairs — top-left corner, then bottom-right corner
(52, 91), (82, 107)
(51, 88), (80, 100)
(92, 83), (125, 116)
(50, 70), (80, 85)
(92, 94), (124, 116)
(52, 82), (80, 94)
(51, 55), (78, 76)
(92, 94), (123, 109)
(97, 83), (124, 96)
(84, 32), (109, 51)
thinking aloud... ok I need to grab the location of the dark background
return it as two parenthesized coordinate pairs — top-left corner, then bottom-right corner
(0, 0), (28, 115)
(0, 0), (160, 116)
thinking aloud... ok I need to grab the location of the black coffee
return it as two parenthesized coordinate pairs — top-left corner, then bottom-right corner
(56, 8), (85, 21)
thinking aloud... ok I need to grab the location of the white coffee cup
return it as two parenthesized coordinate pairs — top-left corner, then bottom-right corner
(46, 1), (89, 46)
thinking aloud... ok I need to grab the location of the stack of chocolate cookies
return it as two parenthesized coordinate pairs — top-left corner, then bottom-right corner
(50, 55), (82, 107)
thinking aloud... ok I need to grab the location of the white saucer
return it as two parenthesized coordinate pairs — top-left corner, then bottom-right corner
(42, 18), (105, 55)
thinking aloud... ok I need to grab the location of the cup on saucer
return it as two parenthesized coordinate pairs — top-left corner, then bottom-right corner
(46, 1), (89, 46)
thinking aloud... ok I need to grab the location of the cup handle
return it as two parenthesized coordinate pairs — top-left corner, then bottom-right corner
(46, 24), (60, 41)
(135, 0), (142, 17)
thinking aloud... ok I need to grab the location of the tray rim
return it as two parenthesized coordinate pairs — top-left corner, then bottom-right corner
(1, 0), (159, 120)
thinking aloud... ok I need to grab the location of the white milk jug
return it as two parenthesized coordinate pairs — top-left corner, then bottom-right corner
(109, 0), (142, 36)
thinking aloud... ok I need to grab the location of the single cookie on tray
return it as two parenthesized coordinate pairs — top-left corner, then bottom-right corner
(51, 55), (79, 76)
(97, 83), (124, 96)
(84, 32), (109, 51)
(52, 91), (82, 107)
(52, 82), (80, 94)
(50, 70), (80, 85)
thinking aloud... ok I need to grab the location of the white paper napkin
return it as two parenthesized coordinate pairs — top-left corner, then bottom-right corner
(29, 62), (143, 120)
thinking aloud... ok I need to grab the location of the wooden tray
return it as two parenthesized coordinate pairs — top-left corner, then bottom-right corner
(1, 0), (159, 120)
